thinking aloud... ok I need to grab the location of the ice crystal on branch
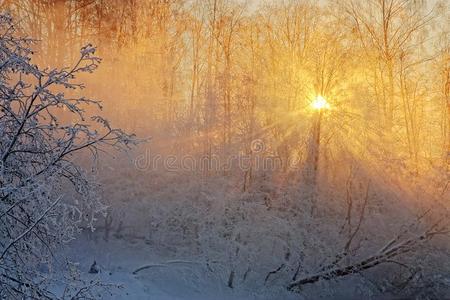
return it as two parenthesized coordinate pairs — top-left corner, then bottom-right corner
(0, 13), (136, 298)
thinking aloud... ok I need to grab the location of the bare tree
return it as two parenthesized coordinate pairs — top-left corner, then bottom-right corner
(0, 14), (136, 298)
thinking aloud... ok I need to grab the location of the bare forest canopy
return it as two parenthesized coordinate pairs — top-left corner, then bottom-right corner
(2, 0), (448, 190)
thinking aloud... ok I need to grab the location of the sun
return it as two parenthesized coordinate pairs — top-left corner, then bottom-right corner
(311, 95), (330, 110)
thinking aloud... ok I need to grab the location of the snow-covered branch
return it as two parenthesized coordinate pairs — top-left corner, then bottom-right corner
(0, 13), (137, 298)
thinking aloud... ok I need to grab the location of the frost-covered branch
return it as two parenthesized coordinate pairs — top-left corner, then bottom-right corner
(287, 220), (448, 291)
(0, 13), (137, 298)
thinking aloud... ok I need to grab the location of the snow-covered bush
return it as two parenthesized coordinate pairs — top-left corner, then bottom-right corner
(94, 150), (449, 298)
(0, 14), (136, 298)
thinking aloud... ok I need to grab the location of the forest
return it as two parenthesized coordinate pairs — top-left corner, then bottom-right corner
(0, 0), (449, 299)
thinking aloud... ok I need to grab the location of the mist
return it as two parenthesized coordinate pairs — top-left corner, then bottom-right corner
(0, 1), (449, 299)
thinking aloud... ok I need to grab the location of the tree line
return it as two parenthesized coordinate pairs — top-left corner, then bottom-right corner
(2, 0), (447, 187)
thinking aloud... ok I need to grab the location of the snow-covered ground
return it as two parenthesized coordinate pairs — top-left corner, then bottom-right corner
(53, 159), (449, 300)
(62, 233), (300, 300)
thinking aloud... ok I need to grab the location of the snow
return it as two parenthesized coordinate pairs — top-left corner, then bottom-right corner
(50, 154), (448, 300)
(62, 232), (300, 300)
